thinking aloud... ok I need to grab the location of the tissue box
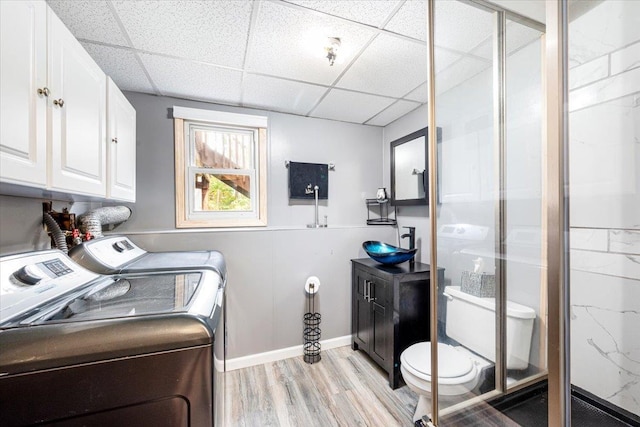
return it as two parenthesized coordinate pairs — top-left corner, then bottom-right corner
(461, 271), (495, 297)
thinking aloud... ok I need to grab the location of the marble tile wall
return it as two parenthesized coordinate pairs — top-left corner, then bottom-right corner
(569, 0), (640, 417)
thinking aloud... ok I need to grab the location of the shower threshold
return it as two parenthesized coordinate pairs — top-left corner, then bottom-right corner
(441, 382), (638, 426)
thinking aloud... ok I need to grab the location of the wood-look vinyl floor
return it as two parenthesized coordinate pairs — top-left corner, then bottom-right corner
(222, 346), (418, 427)
(222, 346), (530, 427)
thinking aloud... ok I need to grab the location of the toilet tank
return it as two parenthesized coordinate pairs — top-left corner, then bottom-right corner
(444, 286), (535, 370)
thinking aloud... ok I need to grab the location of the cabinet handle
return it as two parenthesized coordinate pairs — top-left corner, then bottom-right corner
(369, 282), (376, 302)
(112, 137), (118, 144)
(364, 280), (370, 302)
(37, 87), (50, 97)
(53, 99), (64, 107)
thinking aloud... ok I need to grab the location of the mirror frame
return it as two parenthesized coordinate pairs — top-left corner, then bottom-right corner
(390, 127), (429, 206)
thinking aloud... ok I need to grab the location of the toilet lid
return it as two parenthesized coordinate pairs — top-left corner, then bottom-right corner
(402, 342), (474, 379)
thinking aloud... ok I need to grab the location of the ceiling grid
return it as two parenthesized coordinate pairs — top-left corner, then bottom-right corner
(46, 0), (544, 127)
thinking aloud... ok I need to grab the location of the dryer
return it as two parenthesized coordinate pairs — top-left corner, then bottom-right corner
(0, 250), (223, 427)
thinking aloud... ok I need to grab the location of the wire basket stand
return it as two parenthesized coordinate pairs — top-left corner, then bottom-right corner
(303, 283), (321, 364)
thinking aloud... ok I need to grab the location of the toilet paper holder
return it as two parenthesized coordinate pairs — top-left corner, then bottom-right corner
(303, 277), (321, 364)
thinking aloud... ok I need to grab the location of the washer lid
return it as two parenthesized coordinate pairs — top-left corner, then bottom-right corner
(403, 342), (474, 379)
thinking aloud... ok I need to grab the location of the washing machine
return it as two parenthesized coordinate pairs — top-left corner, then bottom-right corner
(69, 235), (228, 373)
(0, 249), (224, 427)
(68, 235), (226, 280)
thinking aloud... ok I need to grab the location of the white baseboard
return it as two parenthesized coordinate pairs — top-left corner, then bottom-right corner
(225, 335), (352, 371)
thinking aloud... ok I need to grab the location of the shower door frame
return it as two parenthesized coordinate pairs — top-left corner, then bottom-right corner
(544, 1), (571, 426)
(425, 0), (569, 425)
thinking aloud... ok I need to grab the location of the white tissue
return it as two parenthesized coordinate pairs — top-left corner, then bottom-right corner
(473, 257), (484, 273)
(305, 276), (321, 294)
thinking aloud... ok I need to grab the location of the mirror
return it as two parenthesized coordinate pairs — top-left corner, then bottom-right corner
(390, 126), (442, 206)
(391, 127), (428, 205)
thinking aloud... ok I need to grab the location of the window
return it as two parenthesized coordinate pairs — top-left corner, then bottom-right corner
(174, 107), (267, 228)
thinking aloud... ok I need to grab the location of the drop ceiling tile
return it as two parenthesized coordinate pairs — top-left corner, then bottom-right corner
(47, 0), (128, 46)
(111, 0), (253, 68)
(469, 21), (543, 60)
(436, 57), (491, 96)
(285, 0), (402, 28)
(337, 34), (427, 98)
(486, 0), (546, 23)
(469, 38), (493, 60)
(245, 1), (376, 85)
(242, 74), (327, 115)
(81, 43), (155, 93)
(384, 0), (494, 54)
(435, 47), (467, 73)
(402, 47), (465, 102)
(366, 99), (421, 126)
(405, 83), (428, 103)
(140, 54), (243, 104)
(383, 0), (426, 41)
(434, 1), (494, 52)
(311, 89), (395, 123)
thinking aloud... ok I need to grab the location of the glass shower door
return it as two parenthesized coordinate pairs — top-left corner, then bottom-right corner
(432, 0), (497, 420)
(426, 0), (547, 424)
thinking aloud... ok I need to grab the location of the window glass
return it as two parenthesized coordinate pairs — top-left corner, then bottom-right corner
(192, 172), (252, 212)
(174, 110), (267, 228)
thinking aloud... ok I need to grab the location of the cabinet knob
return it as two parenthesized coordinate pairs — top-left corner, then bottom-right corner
(37, 87), (50, 97)
(112, 137), (118, 144)
(53, 99), (64, 107)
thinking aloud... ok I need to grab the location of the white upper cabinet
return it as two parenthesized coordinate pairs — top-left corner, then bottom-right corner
(107, 78), (136, 202)
(0, 1), (133, 201)
(48, 8), (107, 197)
(0, 0), (48, 188)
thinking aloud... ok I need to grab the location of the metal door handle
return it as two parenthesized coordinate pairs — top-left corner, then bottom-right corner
(364, 280), (370, 302)
(53, 98), (64, 107)
(37, 87), (50, 97)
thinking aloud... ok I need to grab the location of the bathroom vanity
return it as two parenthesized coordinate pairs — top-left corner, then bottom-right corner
(351, 258), (444, 389)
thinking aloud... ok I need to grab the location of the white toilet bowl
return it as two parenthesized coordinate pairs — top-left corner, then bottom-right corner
(400, 342), (484, 421)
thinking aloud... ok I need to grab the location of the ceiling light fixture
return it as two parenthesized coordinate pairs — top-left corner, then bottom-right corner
(325, 37), (341, 66)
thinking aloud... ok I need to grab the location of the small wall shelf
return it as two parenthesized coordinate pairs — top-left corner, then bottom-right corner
(365, 199), (397, 226)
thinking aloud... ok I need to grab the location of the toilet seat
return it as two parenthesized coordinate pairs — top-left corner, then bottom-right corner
(401, 342), (478, 385)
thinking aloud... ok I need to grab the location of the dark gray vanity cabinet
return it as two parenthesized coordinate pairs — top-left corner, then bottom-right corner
(351, 258), (443, 389)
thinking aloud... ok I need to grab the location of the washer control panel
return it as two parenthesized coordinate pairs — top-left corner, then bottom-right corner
(69, 236), (147, 272)
(1, 250), (100, 325)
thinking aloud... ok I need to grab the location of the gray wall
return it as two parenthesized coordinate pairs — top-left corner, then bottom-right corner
(0, 196), (101, 255)
(114, 92), (386, 231)
(0, 195), (51, 254)
(113, 92), (395, 359)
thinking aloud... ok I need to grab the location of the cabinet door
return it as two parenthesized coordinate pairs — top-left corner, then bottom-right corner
(369, 278), (391, 367)
(0, 0), (47, 187)
(107, 78), (136, 202)
(48, 8), (106, 197)
(352, 269), (371, 350)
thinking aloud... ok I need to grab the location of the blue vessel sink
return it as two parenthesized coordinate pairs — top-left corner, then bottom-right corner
(362, 241), (417, 265)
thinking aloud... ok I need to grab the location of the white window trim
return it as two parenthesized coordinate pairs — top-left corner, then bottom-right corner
(173, 106), (267, 128)
(174, 107), (268, 228)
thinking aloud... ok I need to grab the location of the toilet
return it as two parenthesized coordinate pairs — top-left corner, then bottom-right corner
(400, 285), (536, 421)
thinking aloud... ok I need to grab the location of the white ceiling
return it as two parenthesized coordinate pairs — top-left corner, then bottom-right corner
(47, 0), (543, 127)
